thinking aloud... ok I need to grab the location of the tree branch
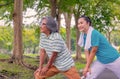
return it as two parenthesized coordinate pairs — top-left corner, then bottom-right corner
(0, 1), (14, 7)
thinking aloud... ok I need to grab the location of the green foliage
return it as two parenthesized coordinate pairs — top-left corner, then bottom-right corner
(111, 31), (120, 46)
(75, 62), (85, 70)
(0, 0), (14, 23)
(58, 0), (76, 12)
(71, 27), (77, 51)
(59, 27), (66, 40)
(73, 0), (120, 34)
(22, 26), (39, 53)
(60, 27), (77, 51)
(0, 26), (13, 50)
(24, 53), (39, 58)
(0, 0), (36, 24)
(23, 28), (37, 47)
(0, 26), (40, 53)
(0, 53), (10, 59)
(23, 0), (35, 9)
(0, 0), (120, 52)
(35, 0), (50, 18)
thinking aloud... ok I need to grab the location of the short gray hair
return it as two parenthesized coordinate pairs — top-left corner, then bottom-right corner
(41, 16), (58, 33)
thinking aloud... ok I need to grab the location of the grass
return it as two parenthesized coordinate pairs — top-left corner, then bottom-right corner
(0, 53), (10, 59)
(23, 53), (39, 58)
(0, 53), (85, 79)
(0, 53), (35, 79)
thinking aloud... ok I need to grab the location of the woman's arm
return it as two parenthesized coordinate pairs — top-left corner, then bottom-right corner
(86, 46), (98, 68)
(39, 48), (46, 69)
(84, 50), (90, 63)
(46, 52), (58, 68)
(40, 51), (58, 75)
(83, 46), (98, 76)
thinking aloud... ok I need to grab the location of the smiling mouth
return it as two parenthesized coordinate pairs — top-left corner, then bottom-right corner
(80, 27), (84, 29)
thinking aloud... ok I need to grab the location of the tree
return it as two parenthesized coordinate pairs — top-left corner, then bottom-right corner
(49, 0), (61, 30)
(64, 13), (72, 51)
(11, 0), (23, 65)
(59, 0), (76, 51)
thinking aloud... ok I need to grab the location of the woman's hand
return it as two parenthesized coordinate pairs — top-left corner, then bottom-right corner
(83, 67), (91, 77)
(34, 67), (42, 76)
(40, 66), (49, 76)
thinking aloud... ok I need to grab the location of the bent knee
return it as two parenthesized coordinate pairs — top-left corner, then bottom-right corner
(34, 72), (46, 79)
(34, 70), (38, 76)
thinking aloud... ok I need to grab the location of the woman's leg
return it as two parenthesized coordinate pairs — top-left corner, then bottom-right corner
(86, 60), (106, 79)
(63, 66), (81, 79)
(107, 57), (120, 79)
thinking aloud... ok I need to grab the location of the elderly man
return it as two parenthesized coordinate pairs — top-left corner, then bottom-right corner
(34, 16), (81, 79)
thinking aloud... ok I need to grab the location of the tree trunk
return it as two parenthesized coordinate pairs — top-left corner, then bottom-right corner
(64, 13), (72, 52)
(75, 16), (82, 59)
(12, 0), (23, 65)
(49, 0), (57, 18)
(57, 10), (61, 31)
(105, 27), (112, 44)
(49, 0), (61, 31)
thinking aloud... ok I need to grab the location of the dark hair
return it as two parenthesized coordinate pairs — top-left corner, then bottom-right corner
(79, 15), (92, 26)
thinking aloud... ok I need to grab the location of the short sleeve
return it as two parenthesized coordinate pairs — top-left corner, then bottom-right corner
(51, 39), (63, 52)
(91, 30), (100, 46)
(39, 33), (46, 48)
(39, 39), (44, 48)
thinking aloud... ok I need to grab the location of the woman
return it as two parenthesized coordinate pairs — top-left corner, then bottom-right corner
(34, 16), (81, 79)
(77, 15), (120, 79)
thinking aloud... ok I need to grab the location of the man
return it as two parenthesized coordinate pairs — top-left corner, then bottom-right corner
(34, 16), (81, 79)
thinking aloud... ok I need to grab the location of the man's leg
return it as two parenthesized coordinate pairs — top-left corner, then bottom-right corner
(107, 57), (120, 79)
(86, 60), (106, 79)
(34, 65), (60, 79)
(63, 66), (81, 79)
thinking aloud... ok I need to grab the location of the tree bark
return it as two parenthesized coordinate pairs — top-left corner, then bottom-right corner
(49, 0), (57, 18)
(75, 26), (81, 59)
(49, 0), (61, 31)
(74, 15), (82, 59)
(12, 0), (23, 65)
(64, 13), (72, 52)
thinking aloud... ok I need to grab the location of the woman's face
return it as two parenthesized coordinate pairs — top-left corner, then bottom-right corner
(77, 18), (89, 33)
(40, 19), (49, 33)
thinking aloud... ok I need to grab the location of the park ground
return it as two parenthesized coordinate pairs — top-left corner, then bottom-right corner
(0, 53), (85, 79)
(0, 53), (118, 79)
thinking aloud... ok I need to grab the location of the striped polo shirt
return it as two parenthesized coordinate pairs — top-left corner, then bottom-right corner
(39, 33), (75, 71)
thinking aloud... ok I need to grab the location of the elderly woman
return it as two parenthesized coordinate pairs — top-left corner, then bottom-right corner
(34, 16), (81, 79)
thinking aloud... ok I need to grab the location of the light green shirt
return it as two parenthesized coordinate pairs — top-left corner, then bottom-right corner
(39, 33), (74, 71)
